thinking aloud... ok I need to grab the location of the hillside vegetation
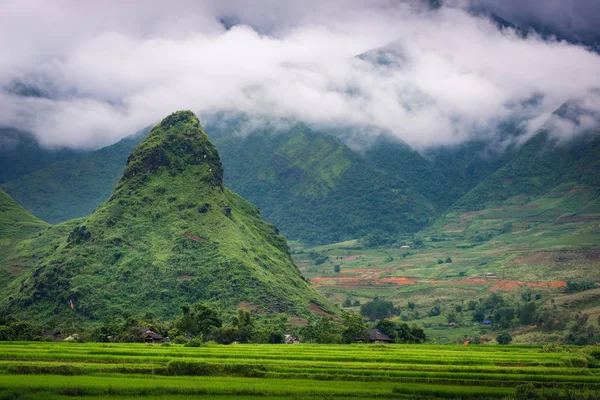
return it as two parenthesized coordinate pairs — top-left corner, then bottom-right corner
(1, 129), (148, 223)
(209, 120), (436, 244)
(0, 111), (332, 326)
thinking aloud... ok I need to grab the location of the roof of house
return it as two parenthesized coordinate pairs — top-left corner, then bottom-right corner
(138, 327), (164, 340)
(361, 328), (393, 342)
(483, 320), (492, 324)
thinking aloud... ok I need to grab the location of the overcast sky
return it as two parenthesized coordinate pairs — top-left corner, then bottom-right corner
(1, 0), (599, 150)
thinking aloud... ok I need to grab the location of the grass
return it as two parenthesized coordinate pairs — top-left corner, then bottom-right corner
(1, 342), (600, 399)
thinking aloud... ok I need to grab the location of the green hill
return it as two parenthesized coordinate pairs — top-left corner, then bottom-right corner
(208, 120), (436, 245)
(0, 189), (48, 238)
(0, 189), (74, 289)
(1, 111), (332, 325)
(452, 131), (600, 212)
(0, 128), (83, 184)
(363, 136), (513, 210)
(1, 129), (148, 223)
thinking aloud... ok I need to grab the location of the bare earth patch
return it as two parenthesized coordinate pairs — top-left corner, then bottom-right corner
(183, 232), (207, 242)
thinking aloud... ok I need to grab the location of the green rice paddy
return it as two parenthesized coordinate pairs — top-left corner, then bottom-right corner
(0, 342), (599, 399)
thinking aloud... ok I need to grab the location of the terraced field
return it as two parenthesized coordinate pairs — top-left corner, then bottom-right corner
(0, 342), (599, 399)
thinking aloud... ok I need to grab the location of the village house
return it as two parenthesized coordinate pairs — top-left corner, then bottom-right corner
(43, 330), (62, 342)
(358, 328), (393, 344)
(139, 327), (165, 344)
(285, 335), (300, 344)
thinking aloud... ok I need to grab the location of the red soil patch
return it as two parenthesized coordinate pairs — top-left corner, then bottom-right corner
(504, 178), (512, 184)
(341, 255), (361, 261)
(183, 232), (207, 242)
(309, 302), (338, 319)
(180, 275), (193, 280)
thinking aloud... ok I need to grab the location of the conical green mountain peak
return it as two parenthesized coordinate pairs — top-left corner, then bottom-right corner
(2, 111), (333, 325)
(120, 111), (223, 187)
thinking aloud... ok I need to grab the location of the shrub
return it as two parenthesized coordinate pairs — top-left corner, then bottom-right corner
(497, 331), (512, 345)
(184, 337), (204, 347)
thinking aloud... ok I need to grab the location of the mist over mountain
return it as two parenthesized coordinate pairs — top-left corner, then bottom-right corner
(1, 0), (599, 155)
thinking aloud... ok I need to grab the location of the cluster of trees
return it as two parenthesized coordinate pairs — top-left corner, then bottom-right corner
(0, 302), (427, 345)
(360, 299), (400, 321)
(565, 281), (596, 293)
(0, 321), (41, 341)
(564, 313), (599, 346)
(308, 250), (329, 265)
(374, 319), (427, 343)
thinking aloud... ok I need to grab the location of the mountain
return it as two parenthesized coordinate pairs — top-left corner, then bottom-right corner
(0, 189), (77, 289)
(453, 130), (600, 212)
(1, 111), (332, 325)
(3, 116), (438, 245)
(363, 135), (514, 210)
(0, 189), (48, 238)
(206, 117), (436, 244)
(1, 129), (148, 223)
(0, 128), (84, 184)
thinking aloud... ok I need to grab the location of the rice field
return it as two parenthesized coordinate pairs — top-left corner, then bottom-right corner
(0, 342), (599, 399)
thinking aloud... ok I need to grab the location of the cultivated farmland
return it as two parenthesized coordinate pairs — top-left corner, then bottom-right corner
(0, 342), (599, 399)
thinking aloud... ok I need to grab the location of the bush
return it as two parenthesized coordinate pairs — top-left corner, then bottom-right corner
(497, 331), (512, 345)
(184, 337), (204, 347)
(172, 335), (188, 344)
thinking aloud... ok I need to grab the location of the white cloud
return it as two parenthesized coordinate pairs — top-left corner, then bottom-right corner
(0, 0), (599, 150)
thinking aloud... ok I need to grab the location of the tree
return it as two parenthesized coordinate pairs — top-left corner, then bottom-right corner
(375, 319), (397, 339)
(497, 331), (512, 345)
(447, 312), (458, 324)
(519, 302), (537, 325)
(445, 256), (453, 263)
(340, 312), (365, 343)
(175, 302), (222, 337)
(232, 309), (254, 343)
(360, 299), (394, 321)
(314, 317), (341, 344)
(343, 297), (352, 308)
(428, 305), (441, 317)
(334, 265), (341, 273)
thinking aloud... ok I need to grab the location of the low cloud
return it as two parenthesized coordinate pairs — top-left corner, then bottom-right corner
(1, 0), (599, 150)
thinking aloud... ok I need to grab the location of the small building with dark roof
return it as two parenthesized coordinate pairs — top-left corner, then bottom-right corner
(138, 327), (164, 343)
(358, 328), (393, 344)
(43, 330), (62, 342)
